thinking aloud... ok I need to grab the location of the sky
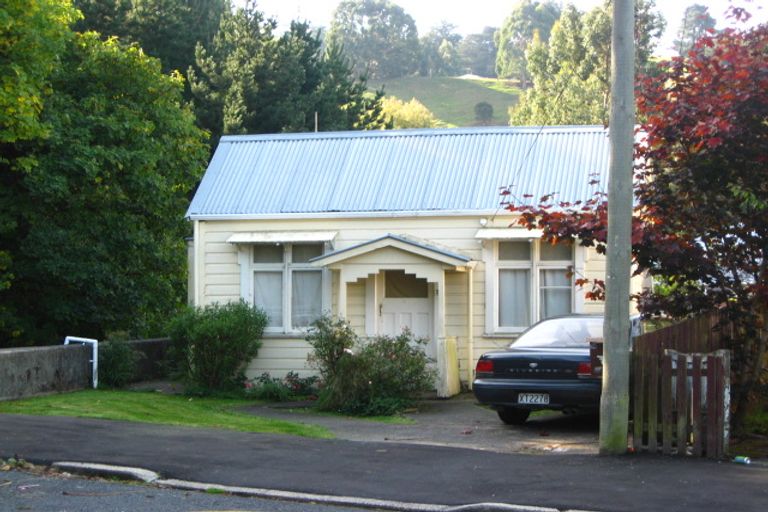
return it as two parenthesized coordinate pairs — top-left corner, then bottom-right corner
(241, 0), (766, 56)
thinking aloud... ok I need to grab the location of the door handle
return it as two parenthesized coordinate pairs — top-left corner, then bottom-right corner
(379, 303), (382, 316)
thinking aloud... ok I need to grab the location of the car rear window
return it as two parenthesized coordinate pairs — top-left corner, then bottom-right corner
(511, 317), (603, 349)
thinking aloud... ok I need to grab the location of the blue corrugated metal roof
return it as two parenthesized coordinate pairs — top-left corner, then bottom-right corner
(187, 126), (609, 218)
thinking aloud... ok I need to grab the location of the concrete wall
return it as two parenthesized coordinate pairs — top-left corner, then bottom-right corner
(0, 338), (171, 401)
(0, 344), (91, 401)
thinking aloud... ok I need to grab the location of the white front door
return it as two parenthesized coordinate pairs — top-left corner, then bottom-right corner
(379, 270), (434, 357)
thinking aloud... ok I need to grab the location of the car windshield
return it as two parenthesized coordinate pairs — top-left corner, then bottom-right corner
(511, 317), (604, 349)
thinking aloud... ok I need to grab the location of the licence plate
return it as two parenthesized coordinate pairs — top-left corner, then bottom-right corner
(518, 393), (549, 405)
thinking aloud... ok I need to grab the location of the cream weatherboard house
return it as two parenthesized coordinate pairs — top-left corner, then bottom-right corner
(186, 126), (621, 396)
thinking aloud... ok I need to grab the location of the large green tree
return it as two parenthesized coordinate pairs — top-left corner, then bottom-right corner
(419, 23), (462, 77)
(458, 27), (498, 77)
(327, 0), (421, 80)
(510, 0), (664, 126)
(0, 0), (80, 340)
(1, 0), (79, 145)
(71, 0), (130, 39)
(73, 0), (228, 75)
(1, 33), (208, 345)
(494, 0), (560, 84)
(190, 5), (389, 145)
(674, 4), (716, 55)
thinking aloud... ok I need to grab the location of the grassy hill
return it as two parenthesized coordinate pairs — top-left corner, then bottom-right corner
(368, 76), (521, 127)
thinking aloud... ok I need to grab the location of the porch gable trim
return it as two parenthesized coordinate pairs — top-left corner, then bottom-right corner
(310, 233), (471, 268)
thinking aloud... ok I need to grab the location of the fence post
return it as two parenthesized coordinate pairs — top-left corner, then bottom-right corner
(720, 349), (731, 457)
(675, 352), (689, 456)
(647, 349), (659, 453)
(632, 348), (644, 452)
(661, 352), (673, 454)
(691, 354), (703, 457)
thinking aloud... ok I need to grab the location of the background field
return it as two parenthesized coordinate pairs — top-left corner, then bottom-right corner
(369, 76), (521, 127)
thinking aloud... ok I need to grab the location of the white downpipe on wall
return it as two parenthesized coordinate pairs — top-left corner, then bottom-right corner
(193, 219), (201, 306)
(467, 266), (474, 389)
(64, 336), (99, 389)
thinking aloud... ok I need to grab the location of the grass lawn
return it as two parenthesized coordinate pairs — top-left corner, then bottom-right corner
(465, 77), (522, 96)
(0, 390), (331, 439)
(368, 76), (520, 127)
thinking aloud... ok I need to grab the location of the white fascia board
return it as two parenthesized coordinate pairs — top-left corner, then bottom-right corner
(312, 238), (469, 268)
(227, 231), (337, 244)
(188, 209), (504, 221)
(475, 228), (543, 239)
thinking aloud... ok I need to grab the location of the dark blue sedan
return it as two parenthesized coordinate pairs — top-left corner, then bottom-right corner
(473, 315), (605, 425)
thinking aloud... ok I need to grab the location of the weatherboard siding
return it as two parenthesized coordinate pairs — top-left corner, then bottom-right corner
(245, 338), (315, 379)
(582, 248), (607, 314)
(195, 216), (615, 383)
(347, 281), (366, 333)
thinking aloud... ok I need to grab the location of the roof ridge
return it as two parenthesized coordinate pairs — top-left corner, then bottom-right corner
(219, 125), (608, 143)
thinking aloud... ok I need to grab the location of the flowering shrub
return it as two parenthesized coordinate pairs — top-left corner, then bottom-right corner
(245, 372), (319, 402)
(284, 371), (320, 396)
(306, 315), (356, 382)
(307, 317), (435, 416)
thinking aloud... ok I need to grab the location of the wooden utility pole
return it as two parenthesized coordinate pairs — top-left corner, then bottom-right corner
(600, 0), (635, 454)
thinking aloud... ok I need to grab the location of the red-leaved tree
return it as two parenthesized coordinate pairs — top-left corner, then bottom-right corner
(506, 20), (768, 433)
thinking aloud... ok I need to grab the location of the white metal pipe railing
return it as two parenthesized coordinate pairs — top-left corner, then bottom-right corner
(64, 336), (99, 389)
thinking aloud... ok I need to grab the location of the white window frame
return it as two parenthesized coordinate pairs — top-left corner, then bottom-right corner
(238, 242), (331, 334)
(485, 239), (583, 334)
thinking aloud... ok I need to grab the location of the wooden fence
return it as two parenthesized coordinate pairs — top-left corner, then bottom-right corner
(632, 314), (731, 458)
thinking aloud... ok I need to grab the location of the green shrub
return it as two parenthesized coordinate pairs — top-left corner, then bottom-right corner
(474, 101), (493, 123)
(313, 327), (435, 416)
(98, 332), (142, 388)
(166, 301), (267, 392)
(306, 316), (356, 382)
(166, 306), (197, 378)
(364, 331), (435, 398)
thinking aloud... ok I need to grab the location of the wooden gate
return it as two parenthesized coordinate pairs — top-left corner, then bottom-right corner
(633, 348), (730, 457)
(631, 314), (731, 458)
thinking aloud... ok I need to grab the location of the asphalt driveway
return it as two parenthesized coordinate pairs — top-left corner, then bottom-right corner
(243, 392), (601, 454)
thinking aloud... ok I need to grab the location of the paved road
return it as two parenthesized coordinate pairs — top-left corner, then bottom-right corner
(1, 414), (766, 512)
(1, 469), (374, 512)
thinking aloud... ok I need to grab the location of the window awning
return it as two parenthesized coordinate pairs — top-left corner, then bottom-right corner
(226, 231), (337, 244)
(475, 228), (542, 240)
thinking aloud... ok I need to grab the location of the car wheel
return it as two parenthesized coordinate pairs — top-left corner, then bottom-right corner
(497, 408), (530, 425)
